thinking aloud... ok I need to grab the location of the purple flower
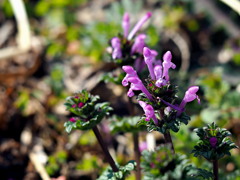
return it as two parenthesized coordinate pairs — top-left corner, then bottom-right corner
(177, 86), (200, 116)
(131, 34), (146, 54)
(122, 12), (130, 38)
(122, 66), (153, 100)
(154, 65), (162, 79)
(154, 65), (167, 87)
(143, 47), (157, 80)
(134, 57), (145, 72)
(128, 12), (152, 40)
(78, 102), (84, 108)
(122, 66), (138, 86)
(69, 117), (76, 122)
(209, 137), (218, 148)
(111, 37), (122, 59)
(138, 101), (158, 125)
(162, 51), (176, 82)
(139, 141), (148, 152)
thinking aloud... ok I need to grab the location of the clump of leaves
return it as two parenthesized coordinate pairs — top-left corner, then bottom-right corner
(192, 122), (238, 160)
(137, 110), (190, 134)
(97, 160), (136, 180)
(141, 145), (212, 180)
(109, 115), (146, 133)
(64, 90), (113, 132)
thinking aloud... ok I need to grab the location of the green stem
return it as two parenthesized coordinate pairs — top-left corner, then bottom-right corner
(159, 110), (175, 154)
(133, 132), (141, 180)
(92, 126), (119, 172)
(213, 160), (218, 180)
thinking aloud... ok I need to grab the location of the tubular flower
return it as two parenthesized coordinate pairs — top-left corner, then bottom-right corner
(128, 12), (152, 40)
(162, 51), (176, 82)
(138, 101), (158, 125)
(122, 12), (130, 38)
(143, 47), (174, 87)
(154, 65), (167, 87)
(134, 57), (145, 72)
(131, 34), (146, 54)
(111, 37), (122, 59)
(143, 47), (157, 80)
(177, 86), (200, 116)
(122, 66), (138, 86)
(122, 66), (153, 100)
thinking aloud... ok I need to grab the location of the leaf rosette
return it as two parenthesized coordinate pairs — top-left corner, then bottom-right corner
(192, 122), (238, 160)
(64, 90), (113, 133)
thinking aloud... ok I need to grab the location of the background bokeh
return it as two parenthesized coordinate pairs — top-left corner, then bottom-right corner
(0, 0), (240, 179)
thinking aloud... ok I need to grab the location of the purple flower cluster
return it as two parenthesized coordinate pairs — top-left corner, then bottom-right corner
(121, 48), (200, 125)
(143, 47), (176, 88)
(110, 12), (200, 127)
(110, 12), (152, 71)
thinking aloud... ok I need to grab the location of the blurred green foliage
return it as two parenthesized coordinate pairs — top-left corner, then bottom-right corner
(141, 145), (213, 180)
(2, 0), (240, 178)
(76, 154), (99, 171)
(46, 150), (68, 176)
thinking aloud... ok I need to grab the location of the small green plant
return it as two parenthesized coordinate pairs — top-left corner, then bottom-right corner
(141, 145), (213, 180)
(192, 122), (238, 180)
(64, 90), (136, 179)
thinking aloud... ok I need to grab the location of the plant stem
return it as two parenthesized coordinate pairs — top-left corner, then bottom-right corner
(159, 110), (175, 154)
(92, 126), (119, 172)
(128, 97), (141, 180)
(163, 131), (175, 154)
(213, 160), (219, 180)
(133, 132), (141, 180)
